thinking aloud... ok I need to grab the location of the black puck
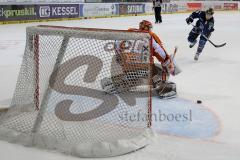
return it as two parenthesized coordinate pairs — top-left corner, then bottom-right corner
(197, 100), (202, 104)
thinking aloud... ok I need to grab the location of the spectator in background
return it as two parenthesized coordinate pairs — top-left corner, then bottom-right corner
(153, 0), (163, 23)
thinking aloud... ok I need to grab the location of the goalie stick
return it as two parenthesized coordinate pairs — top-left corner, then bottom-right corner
(171, 46), (181, 76)
(172, 46), (178, 59)
(191, 24), (226, 48)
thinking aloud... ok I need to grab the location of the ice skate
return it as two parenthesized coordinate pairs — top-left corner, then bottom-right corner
(189, 40), (197, 48)
(194, 53), (200, 61)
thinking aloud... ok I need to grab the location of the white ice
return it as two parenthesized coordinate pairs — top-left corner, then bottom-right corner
(0, 11), (240, 160)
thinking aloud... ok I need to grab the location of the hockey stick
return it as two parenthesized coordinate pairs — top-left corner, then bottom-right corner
(190, 24), (226, 48)
(171, 46), (181, 75)
(201, 34), (226, 48)
(172, 46), (178, 59)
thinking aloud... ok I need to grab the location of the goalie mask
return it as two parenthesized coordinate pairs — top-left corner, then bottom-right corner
(139, 20), (153, 31)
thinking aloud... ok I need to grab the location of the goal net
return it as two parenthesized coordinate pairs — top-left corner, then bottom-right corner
(0, 25), (153, 157)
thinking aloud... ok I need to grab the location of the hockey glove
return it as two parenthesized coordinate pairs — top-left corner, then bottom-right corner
(186, 17), (194, 25)
(210, 28), (214, 32)
(162, 57), (175, 76)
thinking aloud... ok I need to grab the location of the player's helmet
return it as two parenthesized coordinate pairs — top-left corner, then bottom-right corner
(206, 8), (214, 15)
(139, 20), (153, 31)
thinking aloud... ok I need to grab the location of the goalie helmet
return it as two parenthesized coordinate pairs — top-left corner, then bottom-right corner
(139, 20), (153, 31)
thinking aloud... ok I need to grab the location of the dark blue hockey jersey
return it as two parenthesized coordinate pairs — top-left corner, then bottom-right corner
(189, 10), (215, 35)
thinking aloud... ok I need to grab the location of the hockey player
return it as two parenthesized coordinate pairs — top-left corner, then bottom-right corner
(133, 20), (176, 78)
(186, 8), (215, 61)
(137, 20), (179, 98)
(101, 20), (180, 98)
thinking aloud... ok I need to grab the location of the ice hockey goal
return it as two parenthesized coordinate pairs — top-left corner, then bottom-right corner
(0, 25), (153, 157)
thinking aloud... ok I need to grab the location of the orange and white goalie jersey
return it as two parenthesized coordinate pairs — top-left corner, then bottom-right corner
(127, 28), (172, 66)
(114, 39), (151, 72)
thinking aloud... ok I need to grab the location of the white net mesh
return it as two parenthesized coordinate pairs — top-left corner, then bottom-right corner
(0, 25), (153, 157)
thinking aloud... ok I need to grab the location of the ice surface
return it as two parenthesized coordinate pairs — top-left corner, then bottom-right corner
(0, 11), (240, 159)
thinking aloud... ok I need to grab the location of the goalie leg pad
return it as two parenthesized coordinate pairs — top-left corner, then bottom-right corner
(155, 81), (177, 99)
(101, 73), (144, 94)
(101, 76), (130, 94)
(101, 77), (117, 94)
